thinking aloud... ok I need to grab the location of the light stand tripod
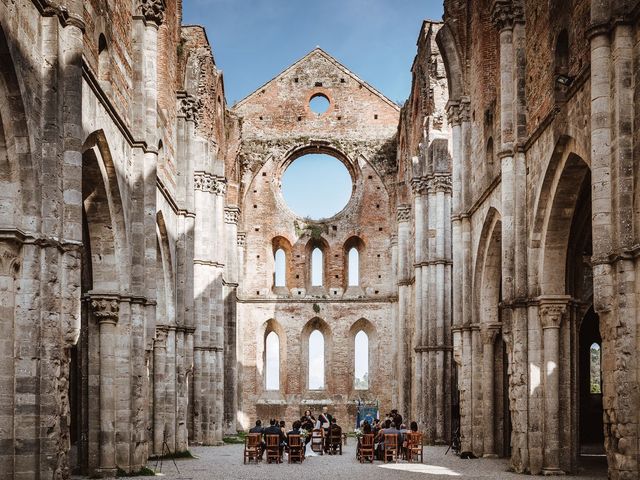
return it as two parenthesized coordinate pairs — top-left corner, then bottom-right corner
(445, 427), (461, 456)
(154, 429), (181, 475)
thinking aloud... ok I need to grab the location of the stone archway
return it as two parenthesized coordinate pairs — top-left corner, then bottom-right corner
(534, 141), (596, 474)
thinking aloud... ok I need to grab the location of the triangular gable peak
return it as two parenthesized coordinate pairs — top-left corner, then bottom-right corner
(235, 48), (400, 111)
(233, 48), (400, 142)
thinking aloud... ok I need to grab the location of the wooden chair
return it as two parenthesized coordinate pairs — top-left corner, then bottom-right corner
(407, 432), (423, 463)
(359, 434), (375, 463)
(383, 433), (399, 463)
(327, 426), (342, 455)
(287, 434), (304, 463)
(265, 434), (281, 464)
(310, 429), (324, 455)
(244, 433), (262, 464)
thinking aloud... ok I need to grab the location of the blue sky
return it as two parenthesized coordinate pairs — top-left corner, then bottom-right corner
(183, 0), (444, 105)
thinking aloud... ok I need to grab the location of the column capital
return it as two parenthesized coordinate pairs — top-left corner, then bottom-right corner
(178, 93), (202, 126)
(137, 0), (166, 26)
(481, 324), (502, 345)
(154, 326), (169, 346)
(88, 294), (120, 324)
(491, 0), (524, 31)
(397, 204), (412, 223)
(224, 207), (240, 224)
(538, 295), (570, 329)
(411, 177), (427, 195)
(426, 175), (453, 194)
(194, 172), (227, 195)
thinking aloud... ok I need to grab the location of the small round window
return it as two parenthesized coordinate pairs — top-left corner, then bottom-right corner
(309, 94), (330, 114)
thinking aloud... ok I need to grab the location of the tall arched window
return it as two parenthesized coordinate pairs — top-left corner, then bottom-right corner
(354, 330), (369, 389)
(265, 331), (280, 390)
(590, 342), (601, 394)
(308, 329), (324, 389)
(311, 247), (323, 286)
(486, 137), (494, 166)
(274, 248), (286, 287)
(348, 248), (359, 286)
(98, 33), (109, 82)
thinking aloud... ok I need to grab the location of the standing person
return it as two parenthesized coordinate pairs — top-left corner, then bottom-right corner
(302, 409), (316, 432)
(318, 406), (332, 432)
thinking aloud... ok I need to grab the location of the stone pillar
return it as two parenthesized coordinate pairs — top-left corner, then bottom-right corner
(235, 232), (246, 428)
(90, 295), (119, 477)
(482, 325), (500, 458)
(539, 298), (569, 475)
(153, 327), (168, 455)
(412, 175), (425, 426)
(396, 204), (412, 418)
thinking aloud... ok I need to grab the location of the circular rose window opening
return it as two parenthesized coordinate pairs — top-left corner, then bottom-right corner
(281, 153), (353, 220)
(309, 94), (330, 114)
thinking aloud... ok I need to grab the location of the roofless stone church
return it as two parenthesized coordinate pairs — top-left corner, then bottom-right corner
(0, 1), (639, 479)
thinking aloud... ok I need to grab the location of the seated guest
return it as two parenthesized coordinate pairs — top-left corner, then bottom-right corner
(264, 418), (287, 456)
(249, 419), (265, 457)
(410, 421), (418, 433)
(325, 417), (342, 454)
(279, 420), (286, 436)
(362, 420), (372, 435)
(288, 419), (302, 436)
(375, 419), (401, 459)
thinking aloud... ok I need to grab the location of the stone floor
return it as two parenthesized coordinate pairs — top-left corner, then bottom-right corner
(116, 443), (608, 480)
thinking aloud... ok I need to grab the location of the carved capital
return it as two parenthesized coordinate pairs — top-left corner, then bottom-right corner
(155, 327), (169, 347)
(179, 94), (202, 126)
(237, 233), (246, 248)
(224, 207), (240, 225)
(90, 296), (119, 324)
(426, 175), (453, 194)
(491, 0), (524, 31)
(397, 205), (412, 223)
(194, 172), (227, 195)
(539, 299), (569, 329)
(138, 0), (166, 26)
(411, 177), (427, 195)
(481, 324), (501, 345)
(0, 239), (21, 276)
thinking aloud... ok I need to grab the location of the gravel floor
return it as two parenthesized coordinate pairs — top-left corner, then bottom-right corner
(121, 442), (609, 480)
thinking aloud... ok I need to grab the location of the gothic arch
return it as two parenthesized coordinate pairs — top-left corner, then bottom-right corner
(156, 211), (175, 326)
(348, 318), (377, 391)
(82, 130), (130, 291)
(531, 136), (590, 296)
(0, 23), (37, 229)
(257, 319), (288, 393)
(473, 207), (502, 325)
(272, 235), (293, 289)
(435, 22), (465, 101)
(301, 317), (333, 391)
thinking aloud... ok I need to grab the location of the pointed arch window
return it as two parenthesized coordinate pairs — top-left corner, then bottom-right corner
(354, 330), (369, 389)
(265, 331), (280, 391)
(274, 248), (286, 287)
(311, 247), (323, 286)
(348, 248), (359, 286)
(308, 329), (325, 390)
(589, 342), (601, 394)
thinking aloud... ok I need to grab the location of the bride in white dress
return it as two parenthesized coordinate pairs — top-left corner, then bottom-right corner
(304, 419), (322, 457)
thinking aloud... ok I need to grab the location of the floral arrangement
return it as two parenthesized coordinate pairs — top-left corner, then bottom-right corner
(354, 428), (363, 438)
(299, 429), (309, 440)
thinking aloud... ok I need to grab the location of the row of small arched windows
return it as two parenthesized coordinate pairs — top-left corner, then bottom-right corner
(273, 237), (364, 288)
(264, 329), (369, 391)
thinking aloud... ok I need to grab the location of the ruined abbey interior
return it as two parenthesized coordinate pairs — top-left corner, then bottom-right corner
(1, 0), (640, 479)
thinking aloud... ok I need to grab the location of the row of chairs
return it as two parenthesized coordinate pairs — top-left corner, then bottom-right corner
(243, 433), (305, 464)
(357, 432), (423, 464)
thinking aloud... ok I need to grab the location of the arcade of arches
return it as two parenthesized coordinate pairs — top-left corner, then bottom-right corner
(0, 1), (639, 480)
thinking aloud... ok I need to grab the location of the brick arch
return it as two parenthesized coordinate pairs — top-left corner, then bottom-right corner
(531, 136), (590, 296)
(305, 236), (330, 289)
(0, 23), (38, 229)
(473, 207), (502, 325)
(82, 130), (130, 292)
(272, 235), (293, 289)
(257, 319), (288, 394)
(301, 317), (333, 392)
(348, 318), (378, 392)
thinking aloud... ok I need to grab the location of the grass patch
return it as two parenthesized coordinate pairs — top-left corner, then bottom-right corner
(148, 449), (197, 460)
(117, 466), (156, 477)
(223, 432), (248, 444)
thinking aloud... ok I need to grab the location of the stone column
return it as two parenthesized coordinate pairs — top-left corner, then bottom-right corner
(539, 298), (569, 475)
(411, 175), (425, 425)
(153, 327), (168, 455)
(91, 295), (119, 477)
(482, 325), (500, 458)
(396, 204), (412, 418)
(235, 232), (246, 428)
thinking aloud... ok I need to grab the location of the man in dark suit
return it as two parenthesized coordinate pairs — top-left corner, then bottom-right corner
(249, 419), (265, 458)
(263, 418), (287, 458)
